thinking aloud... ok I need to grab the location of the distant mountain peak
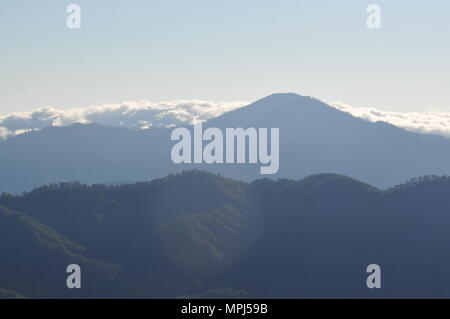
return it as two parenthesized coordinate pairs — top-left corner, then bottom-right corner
(253, 92), (317, 105)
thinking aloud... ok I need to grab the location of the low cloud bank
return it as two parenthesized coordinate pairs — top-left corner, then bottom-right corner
(0, 100), (248, 140)
(330, 102), (450, 137)
(1, 99), (450, 140)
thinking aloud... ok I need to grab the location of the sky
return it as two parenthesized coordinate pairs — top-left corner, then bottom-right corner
(1, 0), (449, 115)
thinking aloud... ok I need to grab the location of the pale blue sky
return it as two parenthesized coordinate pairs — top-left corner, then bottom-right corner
(1, 0), (449, 114)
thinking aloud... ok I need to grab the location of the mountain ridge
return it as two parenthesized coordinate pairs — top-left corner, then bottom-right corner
(2, 93), (450, 193)
(2, 170), (450, 298)
(0, 205), (119, 298)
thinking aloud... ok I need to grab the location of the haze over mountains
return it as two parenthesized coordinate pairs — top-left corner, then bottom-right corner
(1, 93), (450, 193)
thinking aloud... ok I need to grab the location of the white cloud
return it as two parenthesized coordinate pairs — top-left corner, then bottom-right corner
(330, 102), (450, 137)
(0, 100), (248, 140)
(1, 98), (450, 141)
(0, 127), (13, 140)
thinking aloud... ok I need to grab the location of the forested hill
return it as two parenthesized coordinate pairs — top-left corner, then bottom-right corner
(1, 170), (450, 298)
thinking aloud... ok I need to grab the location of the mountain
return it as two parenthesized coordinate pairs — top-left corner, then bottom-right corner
(2, 170), (450, 298)
(0, 205), (119, 298)
(203, 93), (450, 187)
(1, 93), (450, 193)
(0, 123), (172, 194)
